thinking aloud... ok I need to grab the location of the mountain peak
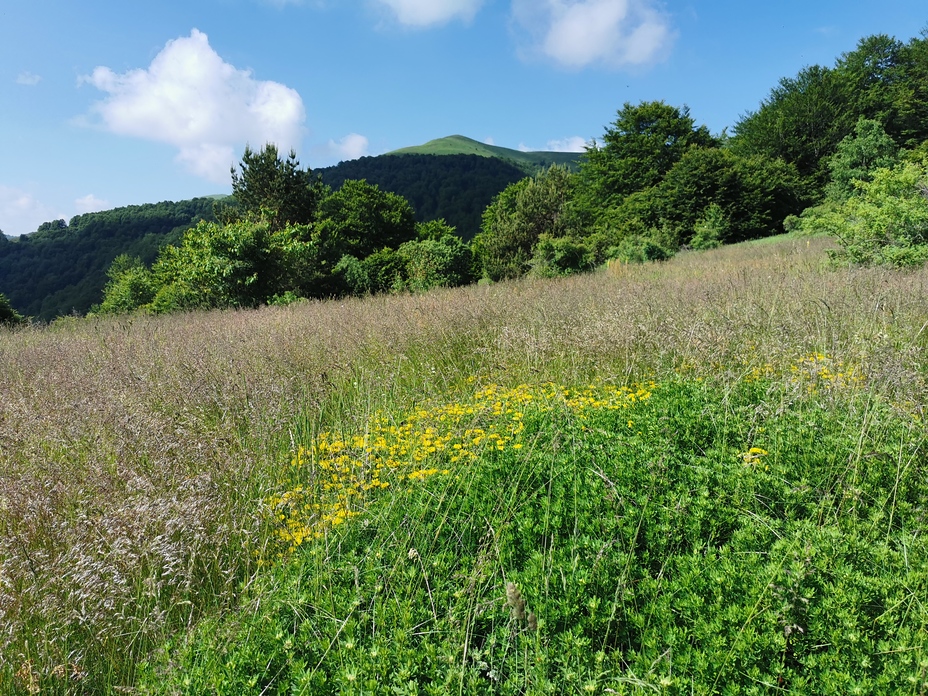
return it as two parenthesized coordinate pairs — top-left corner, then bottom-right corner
(386, 135), (582, 171)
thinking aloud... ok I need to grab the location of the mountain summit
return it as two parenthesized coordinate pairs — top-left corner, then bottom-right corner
(386, 135), (583, 173)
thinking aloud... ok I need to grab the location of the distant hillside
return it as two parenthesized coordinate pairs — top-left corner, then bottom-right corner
(316, 153), (529, 240)
(387, 135), (583, 173)
(0, 198), (216, 320)
(0, 138), (582, 319)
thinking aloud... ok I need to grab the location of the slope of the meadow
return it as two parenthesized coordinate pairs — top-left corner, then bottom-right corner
(2, 236), (927, 693)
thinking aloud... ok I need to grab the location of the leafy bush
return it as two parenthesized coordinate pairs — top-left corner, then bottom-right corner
(808, 160), (928, 266)
(529, 234), (594, 276)
(606, 235), (673, 264)
(474, 166), (577, 281)
(689, 203), (728, 250)
(92, 254), (156, 315)
(400, 235), (474, 291)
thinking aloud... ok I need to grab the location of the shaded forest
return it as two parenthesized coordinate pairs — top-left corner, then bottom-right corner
(0, 199), (216, 320)
(315, 153), (530, 240)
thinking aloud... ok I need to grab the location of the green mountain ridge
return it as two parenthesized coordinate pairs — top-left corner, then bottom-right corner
(386, 134), (583, 172)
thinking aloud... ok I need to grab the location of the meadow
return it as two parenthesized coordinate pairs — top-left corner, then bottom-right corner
(2, 235), (928, 694)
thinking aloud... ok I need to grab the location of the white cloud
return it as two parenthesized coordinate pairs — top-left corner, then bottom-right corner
(16, 71), (42, 86)
(546, 136), (588, 152)
(0, 186), (65, 236)
(511, 0), (674, 69)
(80, 29), (306, 183)
(74, 194), (111, 214)
(315, 133), (370, 163)
(484, 136), (496, 146)
(373, 0), (484, 27)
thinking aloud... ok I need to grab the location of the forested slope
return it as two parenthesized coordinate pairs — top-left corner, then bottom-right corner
(0, 199), (216, 320)
(316, 153), (531, 240)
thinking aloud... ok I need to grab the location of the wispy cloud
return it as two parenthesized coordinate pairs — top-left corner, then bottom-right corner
(16, 71), (42, 86)
(511, 0), (675, 69)
(74, 194), (111, 214)
(314, 133), (371, 164)
(80, 29), (306, 184)
(546, 136), (588, 152)
(372, 0), (484, 27)
(0, 185), (64, 236)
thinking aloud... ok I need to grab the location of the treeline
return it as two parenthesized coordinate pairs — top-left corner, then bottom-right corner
(473, 31), (928, 278)
(316, 154), (529, 240)
(0, 199), (216, 319)
(6, 30), (928, 321)
(94, 147), (476, 315)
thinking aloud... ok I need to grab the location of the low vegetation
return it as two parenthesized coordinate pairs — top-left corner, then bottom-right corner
(2, 26), (928, 695)
(3, 235), (928, 692)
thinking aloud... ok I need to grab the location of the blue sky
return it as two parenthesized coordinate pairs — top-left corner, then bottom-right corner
(1, 0), (925, 236)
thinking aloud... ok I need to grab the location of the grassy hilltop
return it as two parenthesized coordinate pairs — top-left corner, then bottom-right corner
(387, 134), (583, 172)
(2, 234), (928, 694)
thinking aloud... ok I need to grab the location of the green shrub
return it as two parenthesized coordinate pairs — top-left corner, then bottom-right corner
(807, 159), (928, 266)
(606, 235), (673, 264)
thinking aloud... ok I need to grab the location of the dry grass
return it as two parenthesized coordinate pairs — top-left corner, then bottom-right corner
(1, 234), (927, 689)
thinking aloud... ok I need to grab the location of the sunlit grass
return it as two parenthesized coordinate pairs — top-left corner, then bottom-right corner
(3, 234), (928, 693)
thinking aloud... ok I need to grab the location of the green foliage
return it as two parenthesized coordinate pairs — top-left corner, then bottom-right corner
(835, 33), (928, 148)
(227, 144), (322, 230)
(605, 235), (673, 264)
(733, 31), (928, 199)
(139, 377), (928, 694)
(267, 291), (304, 307)
(689, 203), (728, 250)
(315, 180), (417, 265)
(334, 249), (406, 296)
(826, 117), (899, 200)
(474, 166), (577, 281)
(415, 218), (455, 241)
(93, 255), (157, 315)
(0, 198), (215, 320)
(806, 159), (928, 266)
(578, 101), (717, 212)
(399, 234), (474, 291)
(148, 220), (280, 312)
(602, 147), (804, 250)
(733, 64), (856, 190)
(0, 292), (25, 327)
(317, 154), (529, 240)
(529, 234), (594, 276)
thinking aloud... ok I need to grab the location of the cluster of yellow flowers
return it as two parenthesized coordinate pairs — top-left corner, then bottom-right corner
(789, 353), (865, 392)
(737, 350), (865, 391)
(268, 381), (654, 552)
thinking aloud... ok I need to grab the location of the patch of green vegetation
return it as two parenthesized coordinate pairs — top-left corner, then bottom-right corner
(139, 368), (928, 694)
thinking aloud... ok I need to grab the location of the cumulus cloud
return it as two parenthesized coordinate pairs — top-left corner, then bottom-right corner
(16, 71), (42, 86)
(511, 0), (674, 69)
(546, 136), (588, 152)
(80, 29), (305, 183)
(0, 186), (65, 236)
(373, 0), (484, 27)
(314, 133), (370, 163)
(484, 136), (496, 146)
(74, 194), (111, 214)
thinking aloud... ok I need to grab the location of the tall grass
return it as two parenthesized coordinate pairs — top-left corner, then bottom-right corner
(2, 235), (927, 692)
